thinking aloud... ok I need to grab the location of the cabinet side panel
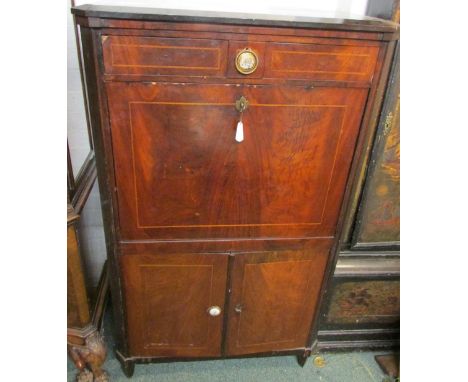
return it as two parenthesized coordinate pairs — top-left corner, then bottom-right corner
(79, 26), (128, 353)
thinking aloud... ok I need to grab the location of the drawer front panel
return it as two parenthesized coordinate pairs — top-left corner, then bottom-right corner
(102, 35), (228, 77)
(226, 246), (329, 355)
(326, 280), (400, 326)
(107, 82), (368, 240)
(121, 253), (228, 357)
(265, 43), (379, 82)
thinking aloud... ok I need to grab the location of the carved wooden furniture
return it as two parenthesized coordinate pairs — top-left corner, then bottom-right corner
(72, 4), (399, 377)
(317, 0), (400, 351)
(68, 7), (110, 375)
(67, 151), (110, 382)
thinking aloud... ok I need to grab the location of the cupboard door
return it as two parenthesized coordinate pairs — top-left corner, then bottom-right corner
(120, 253), (228, 357)
(226, 248), (328, 355)
(107, 82), (368, 240)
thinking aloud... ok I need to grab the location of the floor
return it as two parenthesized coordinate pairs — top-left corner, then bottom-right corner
(68, 310), (393, 382)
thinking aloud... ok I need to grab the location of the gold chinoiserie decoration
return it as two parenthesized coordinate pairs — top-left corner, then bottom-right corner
(235, 48), (259, 74)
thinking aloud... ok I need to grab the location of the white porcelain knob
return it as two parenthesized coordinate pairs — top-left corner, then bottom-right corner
(207, 306), (221, 317)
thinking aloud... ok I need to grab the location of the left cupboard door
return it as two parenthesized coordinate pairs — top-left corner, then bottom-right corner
(120, 253), (229, 357)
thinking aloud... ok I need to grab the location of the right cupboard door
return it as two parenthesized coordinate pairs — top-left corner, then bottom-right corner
(226, 247), (329, 355)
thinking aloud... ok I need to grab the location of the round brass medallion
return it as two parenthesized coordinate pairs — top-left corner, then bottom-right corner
(235, 48), (258, 75)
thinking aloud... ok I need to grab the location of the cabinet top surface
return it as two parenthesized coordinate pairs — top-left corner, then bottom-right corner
(72, 4), (398, 34)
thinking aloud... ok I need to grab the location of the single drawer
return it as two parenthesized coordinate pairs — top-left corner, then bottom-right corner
(264, 42), (380, 82)
(102, 35), (228, 77)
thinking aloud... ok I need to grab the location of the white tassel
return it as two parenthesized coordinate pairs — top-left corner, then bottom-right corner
(235, 121), (244, 143)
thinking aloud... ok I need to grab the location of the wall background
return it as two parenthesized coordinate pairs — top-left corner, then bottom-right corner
(67, 0), (369, 286)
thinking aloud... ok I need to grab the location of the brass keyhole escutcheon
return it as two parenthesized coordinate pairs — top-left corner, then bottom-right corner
(234, 96), (248, 143)
(235, 96), (249, 113)
(235, 48), (258, 75)
(234, 303), (243, 313)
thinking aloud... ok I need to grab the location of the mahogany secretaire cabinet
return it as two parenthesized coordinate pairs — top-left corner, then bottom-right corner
(72, 4), (399, 377)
